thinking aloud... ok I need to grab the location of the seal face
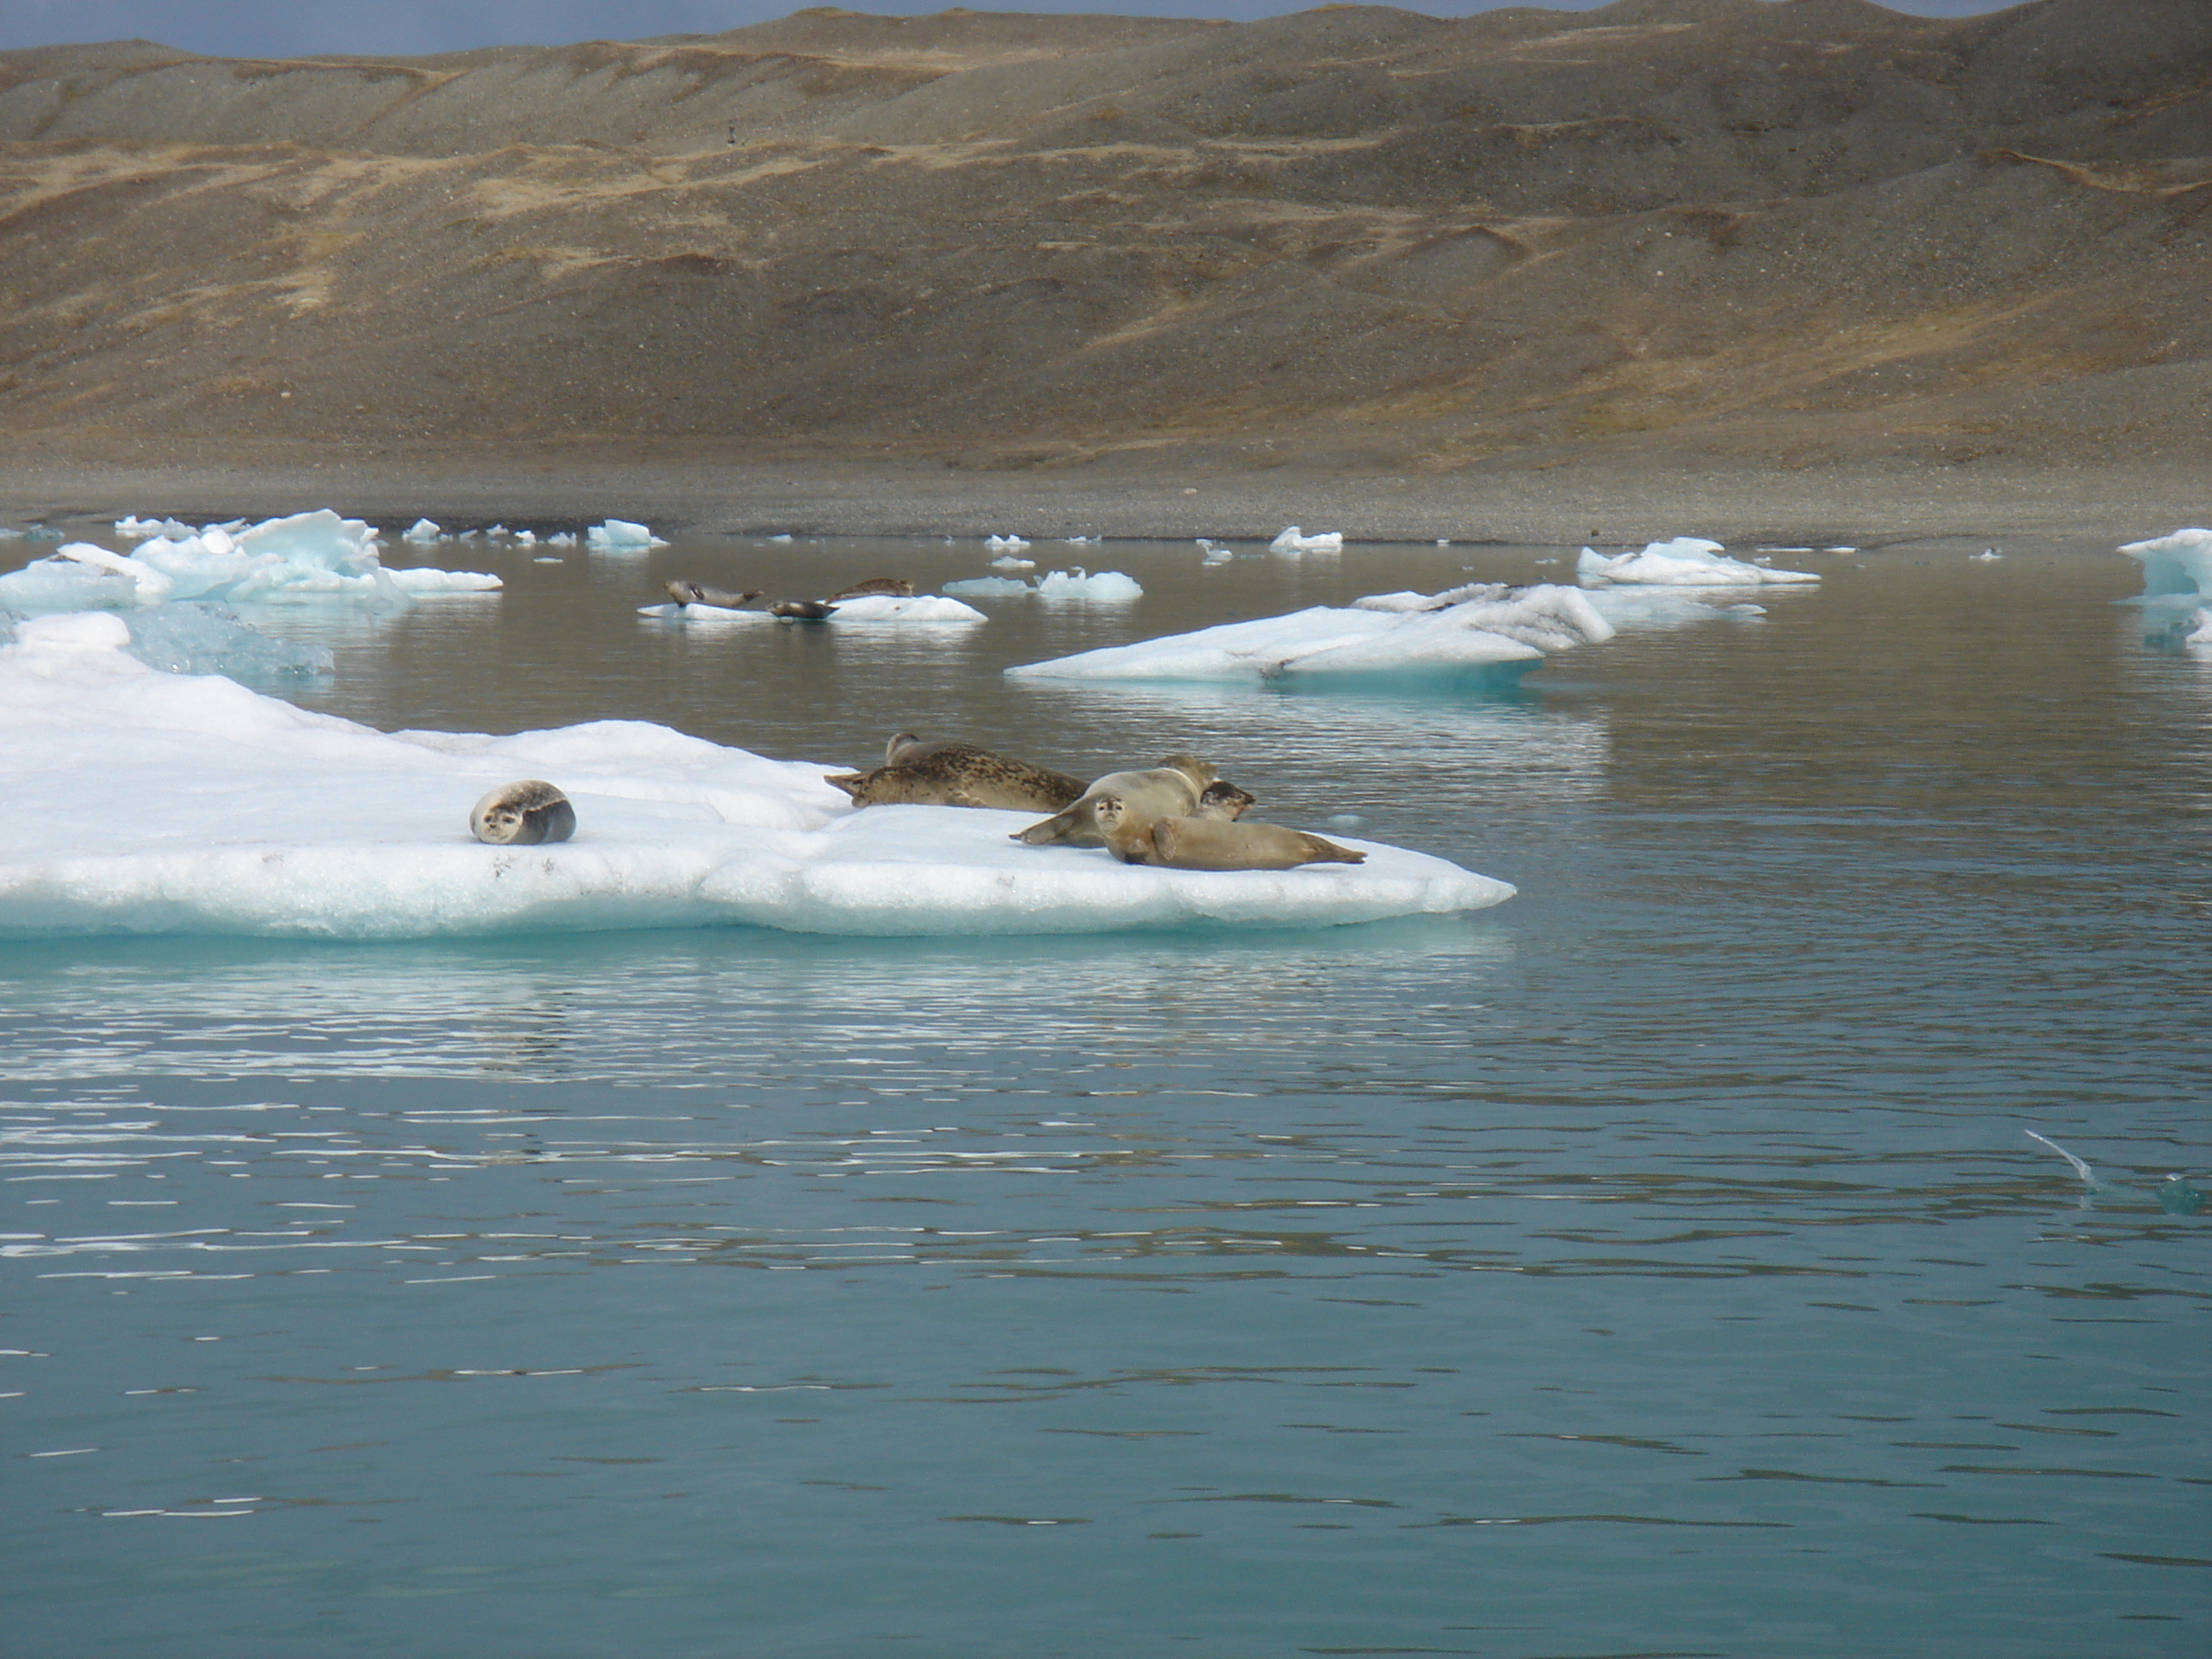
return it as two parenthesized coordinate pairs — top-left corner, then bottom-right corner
(470, 780), (577, 846)
(1013, 754), (1226, 847)
(1147, 816), (1365, 870)
(826, 736), (1086, 811)
(1195, 781), (1255, 820)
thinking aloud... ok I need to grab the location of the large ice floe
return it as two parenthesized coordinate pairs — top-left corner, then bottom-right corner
(1577, 537), (1817, 586)
(0, 612), (1505, 939)
(0, 510), (498, 614)
(2120, 528), (2212, 598)
(942, 569), (1144, 602)
(1008, 583), (1615, 685)
(637, 595), (987, 624)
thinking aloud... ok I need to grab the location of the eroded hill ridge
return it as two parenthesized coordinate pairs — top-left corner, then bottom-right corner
(1, 0), (2206, 474)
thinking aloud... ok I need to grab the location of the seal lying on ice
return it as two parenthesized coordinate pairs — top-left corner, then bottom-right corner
(1012, 754), (1221, 848)
(826, 733), (1086, 811)
(664, 580), (761, 609)
(1092, 796), (1363, 870)
(825, 578), (915, 601)
(470, 780), (577, 846)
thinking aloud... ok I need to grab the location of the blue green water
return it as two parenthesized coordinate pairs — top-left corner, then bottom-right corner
(3, 533), (2205, 1656)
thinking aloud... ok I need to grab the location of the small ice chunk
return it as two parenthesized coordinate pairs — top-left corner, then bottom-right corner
(403, 518), (440, 544)
(1972, 548), (2003, 562)
(486, 524), (509, 539)
(985, 534), (1032, 553)
(989, 556), (1036, 571)
(1034, 568), (1143, 602)
(2119, 527), (2212, 597)
(819, 594), (987, 623)
(547, 533), (578, 547)
(1059, 535), (1099, 544)
(943, 576), (1034, 597)
(514, 531), (536, 546)
(1270, 526), (1344, 554)
(533, 557), (562, 565)
(768, 533), (794, 544)
(587, 520), (668, 551)
(1823, 545), (1857, 553)
(1578, 538), (1817, 586)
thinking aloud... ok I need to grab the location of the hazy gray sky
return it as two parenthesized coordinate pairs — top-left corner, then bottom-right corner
(2, 1), (2028, 59)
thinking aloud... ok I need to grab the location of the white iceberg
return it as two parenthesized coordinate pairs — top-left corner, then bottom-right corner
(636, 595), (987, 625)
(587, 519), (669, 551)
(2186, 608), (2212, 645)
(989, 555), (1036, 571)
(1007, 584), (1612, 684)
(1271, 526), (1344, 554)
(1034, 568), (1144, 602)
(403, 518), (441, 543)
(2120, 528), (2212, 598)
(0, 612), (1509, 939)
(985, 534), (1032, 553)
(1577, 538), (1817, 586)
(115, 515), (195, 540)
(0, 510), (498, 614)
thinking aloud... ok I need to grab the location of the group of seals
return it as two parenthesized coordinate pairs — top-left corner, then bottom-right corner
(828, 734), (1362, 871)
(663, 576), (915, 622)
(470, 780), (576, 846)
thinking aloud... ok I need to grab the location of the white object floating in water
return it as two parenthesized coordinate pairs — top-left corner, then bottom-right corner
(985, 534), (1032, 553)
(2185, 607), (2212, 645)
(2118, 527), (2212, 597)
(1972, 548), (2003, 562)
(2024, 1130), (2097, 1205)
(586, 519), (668, 551)
(637, 595), (985, 625)
(1059, 535), (1100, 544)
(1578, 538), (1818, 586)
(546, 532), (578, 547)
(1270, 526), (1345, 554)
(1824, 545), (1857, 553)
(533, 557), (562, 565)
(514, 530), (537, 546)
(1034, 568), (1143, 602)
(0, 510), (498, 615)
(0, 612), (1507, 940)
(402, 518), (441, 544)
(1009, 584), (1612, 684)
(767, 533), (794, 544)
(943, 576), (1033, 597)
(988, 555), (1035, 571)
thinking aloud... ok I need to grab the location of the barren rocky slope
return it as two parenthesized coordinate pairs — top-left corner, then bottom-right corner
(1, 0), (2206, 488)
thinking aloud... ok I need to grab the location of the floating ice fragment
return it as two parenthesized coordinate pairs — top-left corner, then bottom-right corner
(2185, 608), (2212, 646)
(1972, 548), (2003, 562)
(121, 602), (332, 680)
(1059, 535), (1099, 544)
(1034, 568), (1143, 602)
(2118, 528), (2212, 597)
(587, 520), (668, 551)
(1823, 545), (1857, 553)
(403, 518), (440, 544)
(533, 557), (562, 565)
(989, 556), (1035, 571)
(1270, 526), (1344, 554)
(768, 533), (794, 544)
(1009, 584), (1610, 684)
(546, 533), (578, 547)
(1578, 538), (1817, 586)
(985, 534), (1032, 553)
(943, 576), (1033, 597)
(514, 531), (536, 546)
(0, 510), (498, 614)
(811, 594), (986, 623)
(0, 617), (1505, 938)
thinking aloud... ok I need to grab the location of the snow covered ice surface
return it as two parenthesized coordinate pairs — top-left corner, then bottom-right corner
(1578, 538), (1818, 586)
(1270, 527), (1344, 554)
(0, 510), (498, 614)
(0, 613), (1506, 940)
(1008, 585), (1614, 685)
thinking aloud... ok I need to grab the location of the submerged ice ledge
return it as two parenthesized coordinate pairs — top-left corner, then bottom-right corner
(0, 613), (1509, 940)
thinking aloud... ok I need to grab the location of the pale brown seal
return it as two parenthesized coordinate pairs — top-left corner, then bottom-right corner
(1094, 796), (1363, 870)
(1012, 754), (1220, 848)
(826, 578), (916, 601)
(770, 599), (839, 620)
(470, 781), (576, 846)
(665, 580), (762, 609)
(826, 733), (1086, 811)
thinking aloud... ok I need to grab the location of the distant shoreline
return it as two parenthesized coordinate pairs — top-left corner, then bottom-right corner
(0, 449), (2197, 548)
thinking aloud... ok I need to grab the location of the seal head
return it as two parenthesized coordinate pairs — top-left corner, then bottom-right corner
(470, 780), (577, 846)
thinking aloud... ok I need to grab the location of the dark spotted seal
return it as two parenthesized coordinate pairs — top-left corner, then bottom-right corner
(470, 781), (576, 846)
(825, 578), (916, 601)
(770, 599), (838, 620)
(826, 733), (1086, 811)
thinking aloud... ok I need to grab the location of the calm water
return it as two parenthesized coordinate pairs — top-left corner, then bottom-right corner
(3, 531), (2206, 1656)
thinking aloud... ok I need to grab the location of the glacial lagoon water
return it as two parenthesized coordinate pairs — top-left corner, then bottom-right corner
(3, 531), (2206, 1656)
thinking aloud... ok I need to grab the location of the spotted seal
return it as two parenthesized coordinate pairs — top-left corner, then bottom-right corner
(665, 580), (762, 609)
(470, 780), (576, 846)
(826, 733), (1086, 811)
(1012, 754), (1223, 848)
(1095, 797), (1363, 870)
(770, 599), (838, 620)
(825, 578), (916, 601)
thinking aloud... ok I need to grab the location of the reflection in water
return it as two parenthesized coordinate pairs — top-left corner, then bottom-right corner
(1, 538), (2204, 1659)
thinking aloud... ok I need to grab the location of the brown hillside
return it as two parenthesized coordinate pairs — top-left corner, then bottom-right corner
(0, 0), (2206, 479)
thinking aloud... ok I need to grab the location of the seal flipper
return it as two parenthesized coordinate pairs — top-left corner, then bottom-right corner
(824, 772), (869, 800)
(1013, 807), (1079, 845)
